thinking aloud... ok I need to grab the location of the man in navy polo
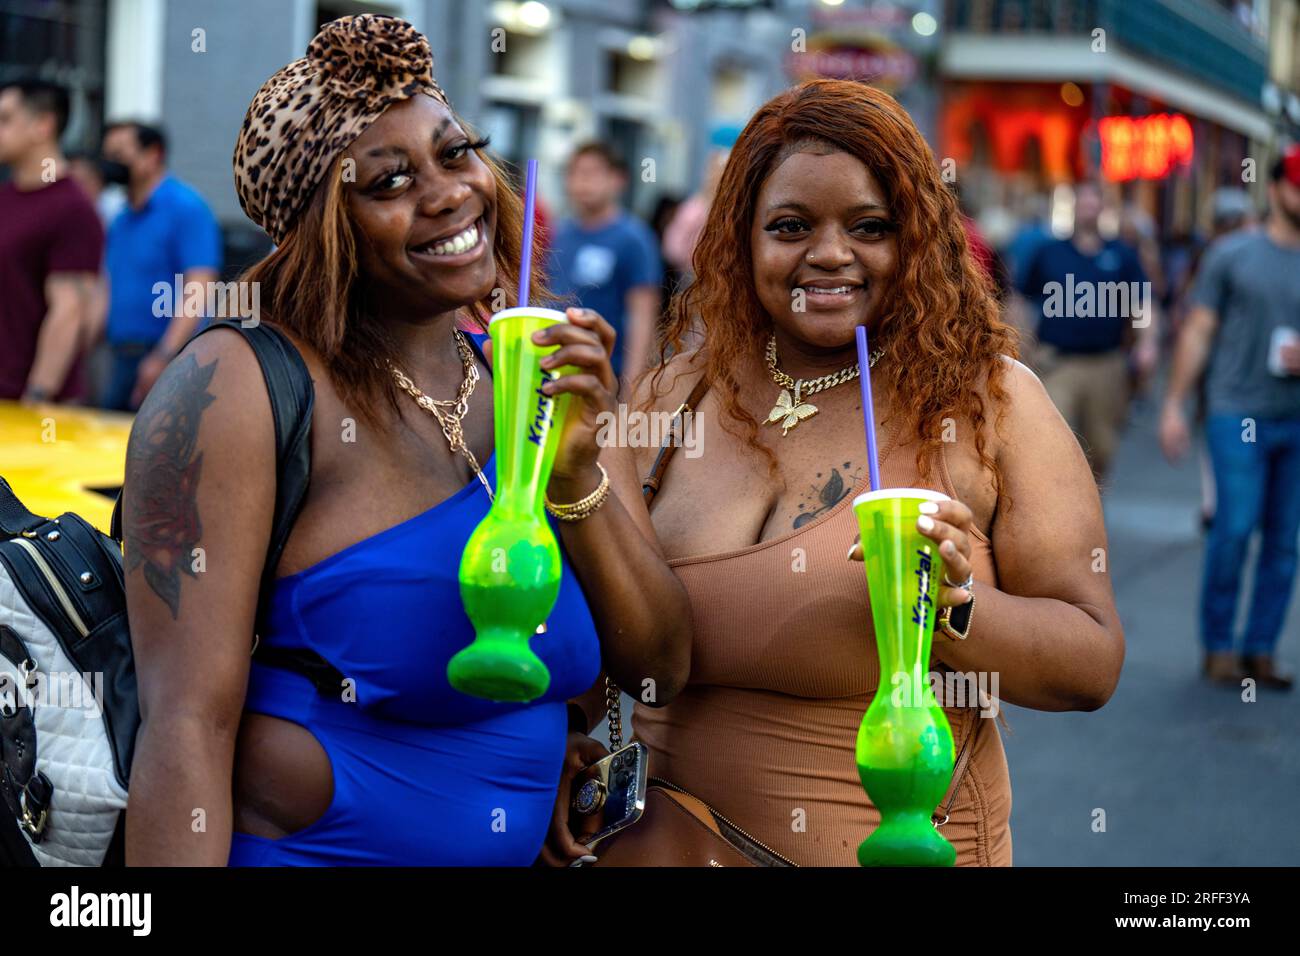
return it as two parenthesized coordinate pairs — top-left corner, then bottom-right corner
(1015, 181), (1157, 483)
(100, 121), (221, 410)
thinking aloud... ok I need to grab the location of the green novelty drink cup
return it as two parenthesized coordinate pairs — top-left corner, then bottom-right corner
(452, 307), (576, 702)
(852, 488), (958, 867)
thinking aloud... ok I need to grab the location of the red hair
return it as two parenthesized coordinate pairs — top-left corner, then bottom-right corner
(650, 79), (1019, 499)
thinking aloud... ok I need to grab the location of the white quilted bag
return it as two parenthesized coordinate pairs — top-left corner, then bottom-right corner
(0, 485), (137, 867)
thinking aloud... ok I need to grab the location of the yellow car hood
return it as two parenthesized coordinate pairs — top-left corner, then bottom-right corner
(0, 400), (133, 533)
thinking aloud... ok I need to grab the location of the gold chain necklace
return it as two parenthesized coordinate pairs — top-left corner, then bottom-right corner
(389, 328), (495, 501)
(765, 333), (884, 436)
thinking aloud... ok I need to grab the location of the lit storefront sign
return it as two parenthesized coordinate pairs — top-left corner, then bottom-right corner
(940, 83), (1087, 181)
(1098, 114), (1194, 182)
(786, 33), (918, 90)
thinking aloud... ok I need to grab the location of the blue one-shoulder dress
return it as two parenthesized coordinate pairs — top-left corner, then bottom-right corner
(227, 331), (601, 865)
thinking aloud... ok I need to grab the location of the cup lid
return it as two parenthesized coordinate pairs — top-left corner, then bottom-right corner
(852, 487), (951, 508)
(489, 306), (569, 325)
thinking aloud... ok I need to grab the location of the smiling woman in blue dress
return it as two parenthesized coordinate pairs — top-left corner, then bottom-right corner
(119, 15), (691, 865)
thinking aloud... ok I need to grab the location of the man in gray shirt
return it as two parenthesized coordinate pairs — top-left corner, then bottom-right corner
(1161, 146), (1300, 690)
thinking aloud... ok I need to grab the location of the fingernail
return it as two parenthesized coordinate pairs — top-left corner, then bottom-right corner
(942, 540), (956, 555)
(580, 854), (598, 863)
(917, 515), (935, 532)
(918, 501), (939, 514)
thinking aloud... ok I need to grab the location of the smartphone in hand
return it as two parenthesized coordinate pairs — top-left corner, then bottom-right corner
(568, 742), (648, 849)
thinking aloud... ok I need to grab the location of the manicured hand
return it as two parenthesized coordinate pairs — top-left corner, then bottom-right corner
(535, 307), (619, 489)
(848, 498), (976, 609)
(537, 731), (609, 867)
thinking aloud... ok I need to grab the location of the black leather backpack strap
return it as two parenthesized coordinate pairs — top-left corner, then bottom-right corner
(208, 321), (314, 631)
(0, 479), (45, 539)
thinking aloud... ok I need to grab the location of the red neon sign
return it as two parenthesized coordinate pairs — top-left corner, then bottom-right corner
(1098, 114), (1194, 181)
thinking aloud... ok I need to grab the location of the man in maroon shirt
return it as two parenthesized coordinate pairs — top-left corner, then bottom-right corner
(0, 78), (104, 403)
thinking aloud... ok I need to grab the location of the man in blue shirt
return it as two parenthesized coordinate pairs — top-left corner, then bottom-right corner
(1016, 181), (1157, 482)
(100, 121), (222, 410)
(547, 142), (662, 386)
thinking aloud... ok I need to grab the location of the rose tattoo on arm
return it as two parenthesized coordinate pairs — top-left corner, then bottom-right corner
(123, 354), (218, 619)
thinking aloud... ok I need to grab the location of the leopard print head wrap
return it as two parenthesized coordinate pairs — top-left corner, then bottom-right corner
(233, 14), (449, 244)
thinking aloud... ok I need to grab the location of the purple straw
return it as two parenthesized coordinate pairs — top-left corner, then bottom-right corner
(856, 325), (881, 492)
(518, 158), (539, 306)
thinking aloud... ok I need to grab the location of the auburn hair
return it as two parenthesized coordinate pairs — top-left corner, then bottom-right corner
(238, 128), (549, 428)
(650, 79), (1019, 500)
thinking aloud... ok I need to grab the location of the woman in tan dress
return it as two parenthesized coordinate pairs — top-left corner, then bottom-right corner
(547, 79), (1124, 867)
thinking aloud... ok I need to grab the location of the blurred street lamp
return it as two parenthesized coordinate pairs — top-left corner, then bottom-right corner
(491, 1), (553, 35)
(628, 36), (657, 62)
(518, 1), (551, 30)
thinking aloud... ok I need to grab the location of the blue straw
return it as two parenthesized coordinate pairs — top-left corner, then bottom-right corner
(856, 325), (881, 492)
(518, 159), (539, 306)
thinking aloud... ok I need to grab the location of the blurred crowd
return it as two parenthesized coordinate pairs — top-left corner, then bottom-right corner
(4, 72), (1290, 424)
(0, 73), (690, 412)
(1, 77), (221, 411)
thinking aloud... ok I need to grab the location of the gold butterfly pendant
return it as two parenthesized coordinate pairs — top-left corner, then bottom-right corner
(767, 388), (818, 436)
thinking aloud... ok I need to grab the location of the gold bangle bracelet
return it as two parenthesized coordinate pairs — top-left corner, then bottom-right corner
(545, 462), (610, 521)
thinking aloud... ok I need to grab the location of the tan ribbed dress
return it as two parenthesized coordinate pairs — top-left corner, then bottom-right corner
(633, 418), (1014, 867)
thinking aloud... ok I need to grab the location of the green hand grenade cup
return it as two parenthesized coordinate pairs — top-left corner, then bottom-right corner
(452, 307), (574, 702)
(851, 488), (957, 867)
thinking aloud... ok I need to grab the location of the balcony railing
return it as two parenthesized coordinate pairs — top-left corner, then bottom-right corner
(946, 0), (1268, 105)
